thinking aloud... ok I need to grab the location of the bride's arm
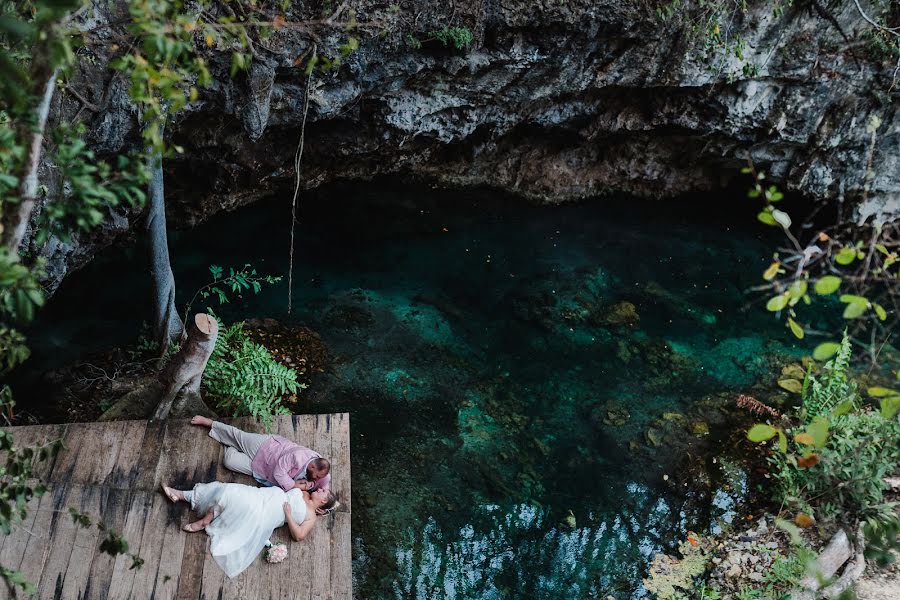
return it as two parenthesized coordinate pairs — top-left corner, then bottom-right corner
(282, 502), (317, 541)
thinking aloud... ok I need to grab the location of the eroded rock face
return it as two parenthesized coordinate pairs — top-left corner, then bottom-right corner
(38, 1), (900, 287)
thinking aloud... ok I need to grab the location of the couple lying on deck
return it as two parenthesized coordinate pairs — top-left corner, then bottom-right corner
(160, 416), (339, 577)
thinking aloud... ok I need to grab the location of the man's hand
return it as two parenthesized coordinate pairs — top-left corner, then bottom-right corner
(283, 502), (292, 517)
(294, 480), (311, 491)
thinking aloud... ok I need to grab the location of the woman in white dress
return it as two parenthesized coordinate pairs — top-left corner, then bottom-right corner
(161, 481), (337, 577)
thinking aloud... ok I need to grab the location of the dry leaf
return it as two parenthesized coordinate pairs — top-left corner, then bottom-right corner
(794, 513), (815, 528)
(797, 454), (820, 468)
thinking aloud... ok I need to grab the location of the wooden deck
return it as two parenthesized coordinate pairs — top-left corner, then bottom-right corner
(0, 414), (351, 600)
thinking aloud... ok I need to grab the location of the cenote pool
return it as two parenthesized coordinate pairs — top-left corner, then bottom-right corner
(21, 181), (807, 598)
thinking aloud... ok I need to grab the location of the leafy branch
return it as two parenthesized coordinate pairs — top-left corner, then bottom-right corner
(183, 263), (281, 326)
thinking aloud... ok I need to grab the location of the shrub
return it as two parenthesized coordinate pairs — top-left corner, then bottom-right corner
(430, 26), (473, 50)
(204, 322), (303, 430)
(772, 411), (900, 525)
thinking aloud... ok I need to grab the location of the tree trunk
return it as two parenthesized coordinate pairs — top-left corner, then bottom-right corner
(153, 313), (218, 420)
(2, 68), (59, 253)
(147, 151), (184, 352)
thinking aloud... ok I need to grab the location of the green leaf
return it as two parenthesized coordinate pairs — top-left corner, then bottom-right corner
(747, 423), (778, 442)
(881, 397), (900, 420)
(775, 517), (803, 545)
(787, 280), (807, 301)
(842, 300), (868, 319)
(757, 210), (778, 226)
(873, 303), (887, 321)
(777, 430), (788, 453)
(766, 293), (789, 312)
(778, 378), (803, 393)
(835, 247), (857, 265)
(806, 416), (830, 448)
(831, 399), (854, 417)
(813, 342), (840, 361)
(813, 276), (841, 295)
(867, 387), (898, 398)
(787, 318), (804, 339)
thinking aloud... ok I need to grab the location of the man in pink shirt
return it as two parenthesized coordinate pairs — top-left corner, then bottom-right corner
(190, 415), (331, 493)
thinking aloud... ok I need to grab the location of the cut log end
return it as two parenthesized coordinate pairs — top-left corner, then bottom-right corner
(195, 313), (218, 335)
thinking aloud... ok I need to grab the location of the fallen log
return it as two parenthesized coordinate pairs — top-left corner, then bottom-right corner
(152, 313), (218, 420)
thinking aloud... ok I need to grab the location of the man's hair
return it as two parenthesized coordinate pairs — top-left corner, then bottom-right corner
(312, 457), (330, 474)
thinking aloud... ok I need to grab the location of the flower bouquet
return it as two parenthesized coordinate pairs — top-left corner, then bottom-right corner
(264, 541), (288, 564)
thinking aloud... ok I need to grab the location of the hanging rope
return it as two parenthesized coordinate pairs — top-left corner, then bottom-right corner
(288, 44), (316, 314)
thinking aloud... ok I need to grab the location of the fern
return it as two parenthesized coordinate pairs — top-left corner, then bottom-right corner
(803, 333), (857, 418)
(204, 322), (303, 430)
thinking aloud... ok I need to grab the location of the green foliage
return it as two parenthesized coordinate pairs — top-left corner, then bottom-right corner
(772, 410), (900, 525)
(653, 0), (760, 79)
(803, 334), (856, 418)
(430, 26), (473, 50)
(0, 421), (61, 593)
(204, 321), (303, 431)
(185, 263), (281, 322)
(745, 141), (897, 362)
(35, 124), (149, 246)
(748, 335), (900, 567)
(111, 0), (216, 151)
(409, 26), (473, 51)
(764, 545), (814, 588)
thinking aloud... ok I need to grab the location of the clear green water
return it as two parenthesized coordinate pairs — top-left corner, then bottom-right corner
(22, 181), (804, 598)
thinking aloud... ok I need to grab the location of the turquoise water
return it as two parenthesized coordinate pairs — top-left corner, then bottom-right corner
(22, 181), (804, 598)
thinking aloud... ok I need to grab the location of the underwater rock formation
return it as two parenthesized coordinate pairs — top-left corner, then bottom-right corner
(37, 1), (900, 286)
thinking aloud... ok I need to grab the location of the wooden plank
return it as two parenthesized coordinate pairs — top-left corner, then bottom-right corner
(103, 420), (149, 489)
(58, 484), (104, 600)
(47, 422), (92, 482)
(174, 526), (208, 600)
(127, 489), (186, 600)
(0, 488), (43, 572)
(82, 486), (131, 600)
(106, 491), (153, 600)
(16, 490), (57, 587)
(175, 419), (227, 600)
(36, 484), (82, 599)
(197, 543), (225, 600)
(309, 414), (333, 600)
(330, 512), (352, 600)
(157, 419), (224, 491)
(132, 420), (169, 490)
(71, 421), (129, 484)
(331, 413), (351, 512)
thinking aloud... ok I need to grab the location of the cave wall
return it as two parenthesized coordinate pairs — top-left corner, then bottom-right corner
(37, 0), (900, 288)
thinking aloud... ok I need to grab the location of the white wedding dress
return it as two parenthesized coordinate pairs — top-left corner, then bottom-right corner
(189, 482), (306, 577)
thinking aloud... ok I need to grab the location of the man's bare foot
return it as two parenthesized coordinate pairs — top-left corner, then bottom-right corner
(190, 415), (213, 428)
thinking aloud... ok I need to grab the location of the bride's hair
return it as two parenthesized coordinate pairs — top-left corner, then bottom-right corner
(320, 491), (340, 515)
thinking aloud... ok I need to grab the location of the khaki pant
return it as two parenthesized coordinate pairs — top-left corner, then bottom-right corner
(209, 421), (272, 476)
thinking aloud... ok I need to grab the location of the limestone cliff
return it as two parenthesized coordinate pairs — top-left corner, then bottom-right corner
(38, 0), (900, 287)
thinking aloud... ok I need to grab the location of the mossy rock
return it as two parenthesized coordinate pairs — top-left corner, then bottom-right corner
(600, 300), (640, 327)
